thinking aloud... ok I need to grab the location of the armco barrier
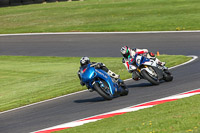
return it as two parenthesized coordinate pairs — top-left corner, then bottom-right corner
(0, 0), (9, 6)
(22, 0), (34, 4)
(33, 0), (44, 3)
(0, 0), (83, 7)
(9, 0), (22, 6)
(46, 0), (57, 2)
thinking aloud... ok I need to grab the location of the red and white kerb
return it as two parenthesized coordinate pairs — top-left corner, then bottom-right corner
(34, 88), (200, 133)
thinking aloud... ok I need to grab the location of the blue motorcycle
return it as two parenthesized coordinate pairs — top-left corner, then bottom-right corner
(80, 64), (128, 100)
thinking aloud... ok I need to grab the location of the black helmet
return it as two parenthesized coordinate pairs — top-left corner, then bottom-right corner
(120, 46), (130, 59)
(80, 56), (90, 66)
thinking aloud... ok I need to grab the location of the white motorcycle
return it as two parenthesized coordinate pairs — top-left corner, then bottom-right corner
(128, 54), (173, 85)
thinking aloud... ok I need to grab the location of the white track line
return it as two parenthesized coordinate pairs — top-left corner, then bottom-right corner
(33, 87), (200, 133)
(0, 31), (200, 36)
(170, 55), (198, 69)
(0, 55), (198, 115)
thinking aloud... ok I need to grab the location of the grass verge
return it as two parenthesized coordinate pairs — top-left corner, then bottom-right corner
(0, 55), (191, 112)
(0, 0), (200, 33)
(57, 94), (200, 133)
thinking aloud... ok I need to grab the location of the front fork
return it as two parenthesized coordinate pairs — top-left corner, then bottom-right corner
(132, 67), (146, 80)
(92, 80), (115, 96)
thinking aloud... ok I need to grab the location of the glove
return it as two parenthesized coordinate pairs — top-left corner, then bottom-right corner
(80, 81), (85, 86)
(128, 57), (134, 65)
(95, 63), (102, 69)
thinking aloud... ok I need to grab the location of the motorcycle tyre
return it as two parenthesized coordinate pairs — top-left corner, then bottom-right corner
(163, 72), (173, 82)
(93, 82), (113, 100)
(141, 69), (160, 85)
(120, 82), (129, 96)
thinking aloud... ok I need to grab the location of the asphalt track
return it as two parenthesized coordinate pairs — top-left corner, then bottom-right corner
(0, 32), (200, 133)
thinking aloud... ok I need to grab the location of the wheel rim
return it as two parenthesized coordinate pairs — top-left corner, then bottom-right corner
(100, 81), (112, 96)
(147, 67), (159, 81)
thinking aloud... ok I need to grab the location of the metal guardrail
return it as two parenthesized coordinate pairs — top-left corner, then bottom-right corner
(0, 0), (83, 7)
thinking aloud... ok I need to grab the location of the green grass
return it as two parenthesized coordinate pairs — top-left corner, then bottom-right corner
(57, 94), (200, 133)
(0, 0), (200, 34)
(0, 55), (191, 112)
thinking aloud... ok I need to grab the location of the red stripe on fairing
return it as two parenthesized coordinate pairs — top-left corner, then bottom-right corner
(136, 51), (147, 54)
(130, 58), (134, 62)
(126, 62), (129, 69)
(181, 89), (200, 95)
(35, 127), (70, 133)
(82, 68), (87, 73)
(132, 99), (178, 108)
(78, 112), (126, 121)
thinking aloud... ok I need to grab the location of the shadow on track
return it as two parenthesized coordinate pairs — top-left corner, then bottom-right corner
(127, 82), (153, 88)
(74, 97), (105, 103)
(127, 80), (167, 88)
(75, 83), (153, 103)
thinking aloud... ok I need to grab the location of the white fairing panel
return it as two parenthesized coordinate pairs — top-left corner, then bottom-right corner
(143, 59), (157, 67)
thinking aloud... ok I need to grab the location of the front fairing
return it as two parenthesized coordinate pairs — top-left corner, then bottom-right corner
(134, 55), (163, 80)
(94, 69), (117, 95)
(80, 64), (119, 95)
(134, 54), (150, 67)
(80, 64), (96, 83)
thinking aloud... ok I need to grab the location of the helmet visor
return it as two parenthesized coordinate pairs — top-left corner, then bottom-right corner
(122, 49), (130, 59)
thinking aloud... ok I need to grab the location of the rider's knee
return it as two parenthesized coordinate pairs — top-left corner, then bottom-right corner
(132, 70), (140, 81)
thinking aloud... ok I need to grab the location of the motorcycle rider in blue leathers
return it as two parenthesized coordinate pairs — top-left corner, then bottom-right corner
(77, 56), (120, 92)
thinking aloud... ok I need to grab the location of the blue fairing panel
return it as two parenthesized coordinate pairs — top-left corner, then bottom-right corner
(95, 69), (115, 95)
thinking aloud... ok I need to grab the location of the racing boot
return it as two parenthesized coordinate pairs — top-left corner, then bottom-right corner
(147, 52), (165, 66)
(86, 84), (94, 92)
(88, 88), (94, 92)
(155, 58), (168, 71)
(107, 70), (120, 80)
(155, 58), (165, 66)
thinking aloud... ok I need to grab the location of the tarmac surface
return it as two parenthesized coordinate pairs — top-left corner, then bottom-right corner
(0, 32), (200, 133)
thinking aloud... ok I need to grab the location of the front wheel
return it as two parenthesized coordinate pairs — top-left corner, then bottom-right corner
(163, 70), (173, 82)
(141, 69), (160, 85)
(119, 81), (129, 96)
(93, 81), (113, 100)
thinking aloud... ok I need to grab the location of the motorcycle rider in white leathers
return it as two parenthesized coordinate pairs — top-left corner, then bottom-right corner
(120, 46), (166, 80)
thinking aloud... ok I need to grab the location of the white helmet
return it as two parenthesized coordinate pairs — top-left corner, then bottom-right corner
(80, 56), (90, 66)
(120, 46), (131, 59)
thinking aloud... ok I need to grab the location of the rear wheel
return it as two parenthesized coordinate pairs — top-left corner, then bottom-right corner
(141, 68), (160, 85)
(93, 80), (113, 100)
